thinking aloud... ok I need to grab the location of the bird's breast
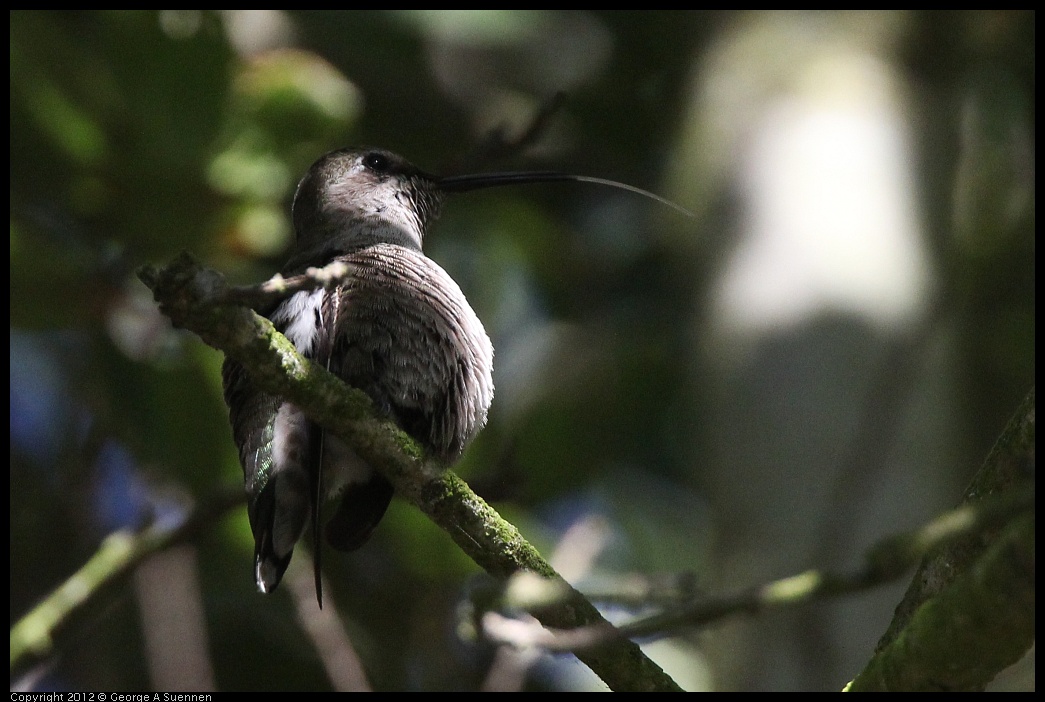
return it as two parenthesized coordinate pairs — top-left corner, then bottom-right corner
(332, 244), (494, 461)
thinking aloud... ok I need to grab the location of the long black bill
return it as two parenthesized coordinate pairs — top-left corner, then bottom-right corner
(438, 171), (694, 218)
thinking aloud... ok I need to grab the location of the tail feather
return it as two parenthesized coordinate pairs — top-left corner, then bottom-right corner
(325, 474), (395, 552)
(250, 473), (309, 593)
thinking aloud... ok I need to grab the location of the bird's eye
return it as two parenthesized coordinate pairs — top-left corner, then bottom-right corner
(363, 152), (390, 172)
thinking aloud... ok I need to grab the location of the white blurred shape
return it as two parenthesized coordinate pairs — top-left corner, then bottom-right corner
(221, 10), (296, 57)
(715, 49), (930, 338)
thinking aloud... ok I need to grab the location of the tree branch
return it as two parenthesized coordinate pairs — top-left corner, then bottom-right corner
(468, 486), (1033, 654)
(845, 386), (1035, 691)
(10, 488), (242, 675)
(136, 252), (683, 692)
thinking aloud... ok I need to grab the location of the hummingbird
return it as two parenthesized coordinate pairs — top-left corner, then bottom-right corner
(222, 147), (689, 605)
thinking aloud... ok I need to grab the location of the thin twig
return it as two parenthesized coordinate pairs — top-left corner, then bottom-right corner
(478, 484), (1034, 654)
(220, 260), (358, 308)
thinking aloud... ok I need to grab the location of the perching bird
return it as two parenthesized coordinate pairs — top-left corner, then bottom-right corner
(222, 147), (689, 605)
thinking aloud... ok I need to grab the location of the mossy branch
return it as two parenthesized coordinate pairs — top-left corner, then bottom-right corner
(845, 387), (1035, 691)
(134, 252), (683, 692)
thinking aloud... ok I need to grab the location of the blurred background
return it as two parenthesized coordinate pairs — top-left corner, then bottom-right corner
(10, 10), (1034, 691)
